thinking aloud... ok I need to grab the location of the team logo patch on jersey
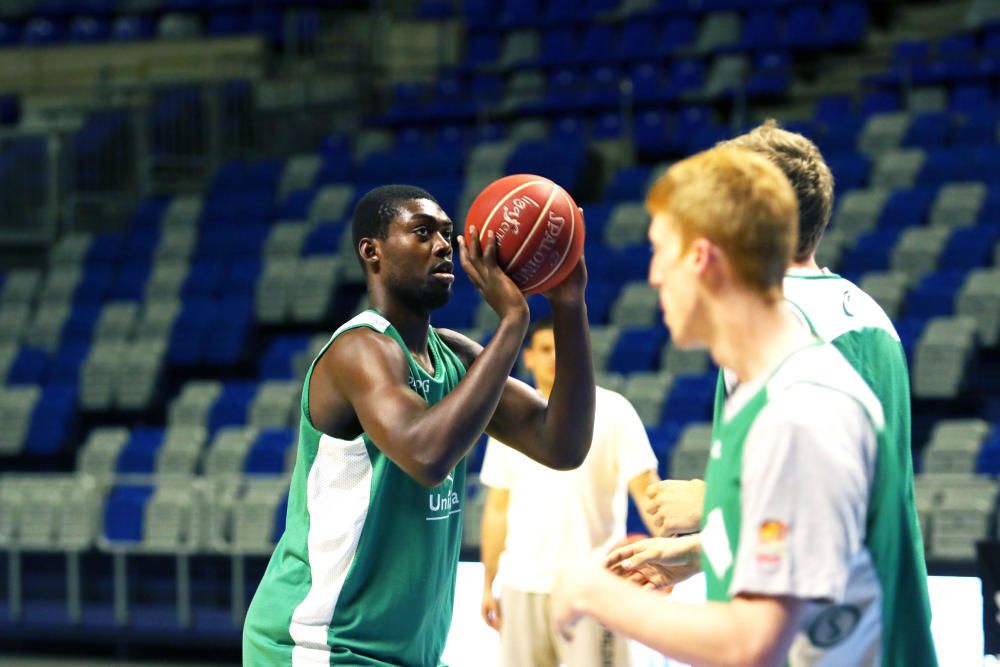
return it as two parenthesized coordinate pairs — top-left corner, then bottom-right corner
(756, 520), (787, 572)
(807, 604), (861, 648)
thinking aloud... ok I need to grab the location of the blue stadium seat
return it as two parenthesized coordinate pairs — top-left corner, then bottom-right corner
(167, 300), (213, 366)
(103, 485), (155, 543)
(740, 10), (782, 50)
(631, 63), (671, 108)
(634, 110), (672, 159)
(22, 17), (66, 45)
(26, 383), (77, 455)
(660, 374), (715, 428)
(877, 187), (936, 229)
(661, 17), (696, 53)
(536, 26), (576, 67)
(574, 24), (615, 65)
(277, 188), (316, 220)
(300, 223), (344, 256)
(182, 260), (225, 299)
(784, 6), (822, 49)
(976, 429), (1000, 475)
(666, 59), (706, 98)
(116, 428), (166, 474)
(939, 226), (1000, 270)
(905, 270), (968, 320)
(432, 285), (479, 330)
(903, 112), (952, 148)
(0, 20), (21, 46)
(894, 318), (925, 364)
(75, 267), (113, 304)
(62, 304), (101, 343)
(107, 261), (151, 302)
(208, 381), (257, 433)
(608, 327), (667, 374)
(465, 30), (501, 67)
(8, 347), (49, 385)
(826, 2), (867, 46)
(646, 424), (681, 479)
(202, 298), (253, 366)
(603, 166), (651, 203)
(50, 341), (89, 384)
(207, 10), (251, 36)
(244, 429), (295, 475)
(111, 14), (156, 41)
(839, 228), (900, 275)
(223, 258), (261, 298)
(259, 336), (311, 380)
(69, 15), (110, 42)
(825, 153), (870, 192)
(586, 283), (620, 325)
(617, 18), (660, 63)
(746, 51), (791, 98)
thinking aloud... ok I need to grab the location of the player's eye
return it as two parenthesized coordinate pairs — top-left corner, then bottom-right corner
(414, 227), (429, 238)
(441, 228), (453, 241)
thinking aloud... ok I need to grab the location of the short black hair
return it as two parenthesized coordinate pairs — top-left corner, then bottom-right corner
(351, 184), (439, 267)
(527, 316), (554, 346)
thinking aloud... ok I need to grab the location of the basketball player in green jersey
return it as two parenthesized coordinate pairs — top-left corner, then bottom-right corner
(609, 126), (934, 658)
(243, 185), (595, 666)
(552, 148), (936, 666)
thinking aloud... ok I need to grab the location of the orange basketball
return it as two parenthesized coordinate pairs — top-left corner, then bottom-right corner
(464, 174), (584, 295)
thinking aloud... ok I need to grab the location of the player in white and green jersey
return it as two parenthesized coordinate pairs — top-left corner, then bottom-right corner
(552, 147), (936, 667)
(609, 123), (935, 665)
(243, 185), (596, 666)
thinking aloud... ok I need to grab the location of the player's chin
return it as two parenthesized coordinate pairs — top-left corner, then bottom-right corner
(421, 283), (453, 310)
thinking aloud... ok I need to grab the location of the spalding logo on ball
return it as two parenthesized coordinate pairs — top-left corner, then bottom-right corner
(465, 174), (585, 295)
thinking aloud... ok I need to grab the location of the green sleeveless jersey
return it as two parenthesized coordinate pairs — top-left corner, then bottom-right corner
(704, 341), (937, 666)
(243, 310), (467, 666)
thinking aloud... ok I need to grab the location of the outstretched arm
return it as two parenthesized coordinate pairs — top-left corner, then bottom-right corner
(551, 560), (805, 667)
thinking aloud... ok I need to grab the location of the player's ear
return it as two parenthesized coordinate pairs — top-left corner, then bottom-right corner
(359, 238), (380, 269)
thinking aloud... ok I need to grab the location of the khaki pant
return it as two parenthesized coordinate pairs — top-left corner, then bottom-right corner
(499, 586), (633, 667)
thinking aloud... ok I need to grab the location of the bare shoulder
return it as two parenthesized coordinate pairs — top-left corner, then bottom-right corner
(317, 326), (409, 387)
(435, 327), (483, 367)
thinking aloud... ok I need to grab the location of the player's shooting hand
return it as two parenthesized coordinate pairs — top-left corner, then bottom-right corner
(481, 586), (502, 631)
(458, 227), (529, 324)
(542, 208), (588, 308)
(605, 535), (702, 590)
(645, 479), (706, 537)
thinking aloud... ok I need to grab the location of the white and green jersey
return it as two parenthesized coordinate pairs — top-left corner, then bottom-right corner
(243, 310), (467, 666)
(704, 343), (936, 666)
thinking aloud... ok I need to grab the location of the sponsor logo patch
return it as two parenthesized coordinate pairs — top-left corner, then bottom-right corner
(756, 519), (788, 572)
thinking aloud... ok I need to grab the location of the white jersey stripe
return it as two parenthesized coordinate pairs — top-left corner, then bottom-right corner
(289, 433), (373, 666)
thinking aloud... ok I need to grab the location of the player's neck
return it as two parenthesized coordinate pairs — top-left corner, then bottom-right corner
(708, 293), (814, 385)
(787, 254), (822, 273)
(367, 288), (431, 353)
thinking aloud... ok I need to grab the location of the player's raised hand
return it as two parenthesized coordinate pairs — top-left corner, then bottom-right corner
(458, 226), (528, 323)
(645, 479), (706, 537)
(605, 535), (702, 590)
(542, 208), (588, 307)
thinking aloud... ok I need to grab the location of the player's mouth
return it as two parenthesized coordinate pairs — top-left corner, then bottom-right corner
(430, 262), (455, 283)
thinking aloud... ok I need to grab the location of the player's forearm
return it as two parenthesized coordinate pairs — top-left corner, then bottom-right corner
(536, 301), (595, 469)
(408, 314), (528, 485)
(574, 573), (796, 667)
(480, 506), (506, 589)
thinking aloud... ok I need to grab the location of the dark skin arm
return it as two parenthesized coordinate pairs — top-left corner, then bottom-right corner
(309, 227), (593, 486)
